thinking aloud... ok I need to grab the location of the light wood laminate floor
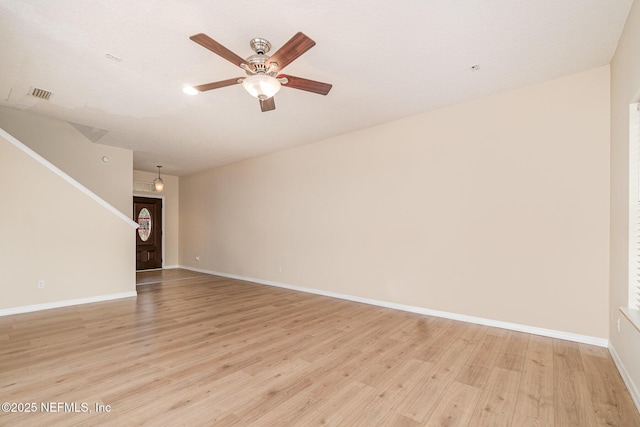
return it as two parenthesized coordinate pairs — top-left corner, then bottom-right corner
(1, 270), (639, 426)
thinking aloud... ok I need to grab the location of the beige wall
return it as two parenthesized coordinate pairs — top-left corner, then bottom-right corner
(180, 66), (610, 339)
(610, 0), (640, 404)
(133, 170), (180, 267)
(0, 132), (136, 310)
(0, 107), (132, 215)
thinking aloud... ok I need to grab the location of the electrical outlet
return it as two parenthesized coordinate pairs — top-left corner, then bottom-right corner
(617, 317), (621, 333)
(278, 265), (282, 273)
(195, 256), (200, 262)
(37, 280), (45, 289)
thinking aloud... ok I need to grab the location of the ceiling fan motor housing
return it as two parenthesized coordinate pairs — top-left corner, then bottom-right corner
(246, 38), (277, 76)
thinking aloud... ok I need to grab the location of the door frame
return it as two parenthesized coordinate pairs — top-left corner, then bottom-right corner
(134, 193), (165, 271)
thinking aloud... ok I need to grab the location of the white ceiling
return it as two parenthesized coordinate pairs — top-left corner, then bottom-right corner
(0, 0), (633, 176)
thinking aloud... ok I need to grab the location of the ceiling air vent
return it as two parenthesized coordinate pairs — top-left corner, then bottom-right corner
(30, 87), (53, 100)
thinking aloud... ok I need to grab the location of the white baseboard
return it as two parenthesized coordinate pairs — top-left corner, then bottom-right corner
(609, 343), (640, 414)
(0, 291), (137, 317)
(180, 265), (608, 347)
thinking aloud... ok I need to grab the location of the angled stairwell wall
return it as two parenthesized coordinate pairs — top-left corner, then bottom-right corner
(0, 106), (132, 215)
(0, 127), (137, 313)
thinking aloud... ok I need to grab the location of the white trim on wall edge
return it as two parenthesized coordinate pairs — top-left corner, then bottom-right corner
(609, 344), (640, 413)
(181, 266), (608, 348)
(1, 128), (138, 228)
(0, 292), (137, 317)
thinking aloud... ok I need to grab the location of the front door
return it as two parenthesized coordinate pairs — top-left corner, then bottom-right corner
(134, 196), (163, 270)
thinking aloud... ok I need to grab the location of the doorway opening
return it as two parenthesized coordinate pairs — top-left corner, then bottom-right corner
(134, 196), (163, 270)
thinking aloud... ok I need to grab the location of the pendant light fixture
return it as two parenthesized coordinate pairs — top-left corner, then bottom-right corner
(154, 166), (164, 192)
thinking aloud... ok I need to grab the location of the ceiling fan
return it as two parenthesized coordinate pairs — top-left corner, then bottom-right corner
(187, 32), (332, 112)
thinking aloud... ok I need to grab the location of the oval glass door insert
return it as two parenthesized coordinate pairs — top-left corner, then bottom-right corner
(137, 207), (152, 241)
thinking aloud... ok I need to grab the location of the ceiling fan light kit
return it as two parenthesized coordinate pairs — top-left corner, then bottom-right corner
(188, 32), (332, 112)
(242, 74), (281, 100)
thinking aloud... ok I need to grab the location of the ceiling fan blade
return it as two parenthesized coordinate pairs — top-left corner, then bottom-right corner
(280, 74), (332, 95)
(260, 97), (276, 112)
(190, 33), (246, 69)
(266, 32), (315, 72)
(193, 78), (241, 92)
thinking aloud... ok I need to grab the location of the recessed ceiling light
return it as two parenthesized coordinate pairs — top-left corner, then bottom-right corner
(183, 86), (199, 95)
